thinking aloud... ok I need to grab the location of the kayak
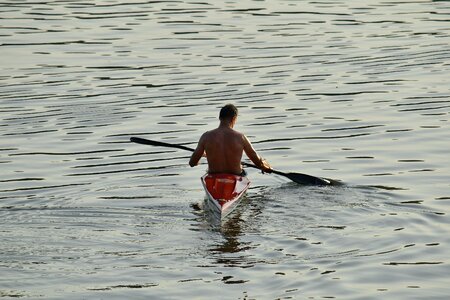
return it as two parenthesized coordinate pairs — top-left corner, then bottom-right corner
(201, 173), (250, 219)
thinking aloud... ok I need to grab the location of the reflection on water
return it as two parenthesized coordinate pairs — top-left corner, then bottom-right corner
(1, 0), (450, 299)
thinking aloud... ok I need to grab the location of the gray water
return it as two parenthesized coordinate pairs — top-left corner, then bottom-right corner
(1, 0), (449, 299)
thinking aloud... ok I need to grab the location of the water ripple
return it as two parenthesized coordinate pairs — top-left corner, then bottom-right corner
(1, 0), (449, 299)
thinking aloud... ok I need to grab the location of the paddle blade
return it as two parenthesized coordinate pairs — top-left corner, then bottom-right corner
(275, 170), (341, 186)
(130, 137), (158, 146)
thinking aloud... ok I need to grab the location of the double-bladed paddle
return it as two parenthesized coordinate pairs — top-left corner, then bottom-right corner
(130, 137), (340, 186)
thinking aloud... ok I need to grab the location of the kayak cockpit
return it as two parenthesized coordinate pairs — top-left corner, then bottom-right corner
(201, 173), (250, 219)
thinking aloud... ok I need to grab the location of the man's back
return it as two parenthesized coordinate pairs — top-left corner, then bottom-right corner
(202, 127), (244, 175)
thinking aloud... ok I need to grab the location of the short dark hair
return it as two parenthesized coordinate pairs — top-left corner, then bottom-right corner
(219, 104), (238, 120)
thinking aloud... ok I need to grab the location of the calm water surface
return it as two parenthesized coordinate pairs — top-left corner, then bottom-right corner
(1, 0), (449, 299)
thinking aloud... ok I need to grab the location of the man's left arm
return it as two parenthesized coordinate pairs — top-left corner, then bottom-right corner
(242, 135), (272, 173)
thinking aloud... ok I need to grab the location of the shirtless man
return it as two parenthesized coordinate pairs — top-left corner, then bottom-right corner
(189, 104), (272, 175)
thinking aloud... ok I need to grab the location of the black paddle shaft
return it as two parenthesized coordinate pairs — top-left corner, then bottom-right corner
(130, 137), (195, 152)
(130, 137), (340, 186)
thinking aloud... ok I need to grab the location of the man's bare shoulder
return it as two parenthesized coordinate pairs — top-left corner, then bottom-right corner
(200, 129), (214, 139)
(202, 127), (245, 140)
(232, 129), (247, 139)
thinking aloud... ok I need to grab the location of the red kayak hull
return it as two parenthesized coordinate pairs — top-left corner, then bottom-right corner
(201, 173), (250, 219)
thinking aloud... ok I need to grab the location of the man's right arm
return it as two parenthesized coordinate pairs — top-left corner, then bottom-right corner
(189, 133), (206, 167)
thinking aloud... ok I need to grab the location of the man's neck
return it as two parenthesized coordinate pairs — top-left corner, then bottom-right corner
(219, 120), (233, 129)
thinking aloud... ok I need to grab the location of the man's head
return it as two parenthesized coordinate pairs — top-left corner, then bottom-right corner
(219, 104), (238, 122)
